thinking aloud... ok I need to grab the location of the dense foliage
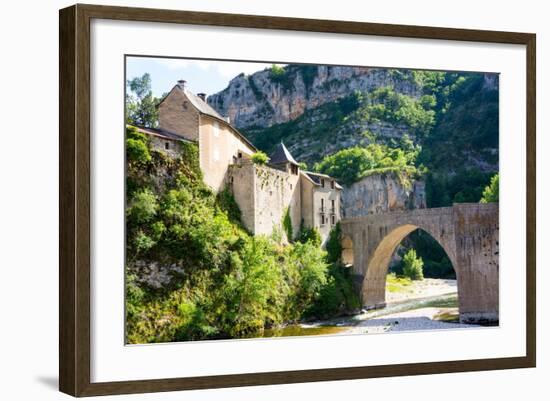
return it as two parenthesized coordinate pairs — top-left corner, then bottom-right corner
(245, 92), (363, 160)
(391, 229), (455, 279)
(313, 140), (421, 187)
(361, 87), (436, 138)
(480, 173), (499, 203)
(125, 126), (357, 343)
(244, 69), (498, 210)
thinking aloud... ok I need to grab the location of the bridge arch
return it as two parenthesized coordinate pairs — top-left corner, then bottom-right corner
(361, 224), (458, 308)
(340, 204), (499, 324)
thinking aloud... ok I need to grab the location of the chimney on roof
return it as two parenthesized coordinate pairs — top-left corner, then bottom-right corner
(197, 93), (207, 102)
(177, 79), (186, 89)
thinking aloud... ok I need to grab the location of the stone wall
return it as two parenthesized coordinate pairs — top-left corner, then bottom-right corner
(158, 87), (200, 140)
(453, 203), (499, 323)
(199, 115), (255, 193)
(227, 162), (257, 233)
(148, 135), (183, 158)
(228, 162), (300, 241)
(341, 172), (425, 218)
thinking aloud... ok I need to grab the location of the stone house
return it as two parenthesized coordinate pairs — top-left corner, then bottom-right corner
(157, 79), (257, 192)
(300, 171), (343, 241)
(134, 80), (342, 244)
(133, 126), (192, 158)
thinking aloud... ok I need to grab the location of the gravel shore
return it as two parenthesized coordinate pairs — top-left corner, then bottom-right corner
(344, 307), (478, 335)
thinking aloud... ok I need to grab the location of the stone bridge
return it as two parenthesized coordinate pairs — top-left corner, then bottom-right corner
(340, 203), (499, 324)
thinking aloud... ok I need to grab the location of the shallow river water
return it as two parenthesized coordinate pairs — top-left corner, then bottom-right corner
(259, 292), (461, 338)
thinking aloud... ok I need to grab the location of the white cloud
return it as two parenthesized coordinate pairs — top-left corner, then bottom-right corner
(151, 57), (190, 70)
(152, 57), (281, 78)
(216, 62), (273, 78)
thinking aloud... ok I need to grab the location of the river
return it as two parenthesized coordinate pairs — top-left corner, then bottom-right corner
(259, 291), (481, 338)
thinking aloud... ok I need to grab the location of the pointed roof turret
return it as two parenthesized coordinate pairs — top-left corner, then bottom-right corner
(270, 142), (299, 166)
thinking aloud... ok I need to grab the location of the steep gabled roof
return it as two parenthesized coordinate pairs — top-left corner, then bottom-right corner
(182, 88), (225, 121)
(270, 142), (299, 166)
(157, 82), (258, 152)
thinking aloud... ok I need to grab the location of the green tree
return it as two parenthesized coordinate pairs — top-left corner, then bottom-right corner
(251, 151), (270, 165)
(126, 73), (159, 127)
(402, 249), (424, 280)
(480, 173), (499, 203)
(314, 143), (419, 186)
(298, 225), (321, 247)
(325, 223), (342, 264)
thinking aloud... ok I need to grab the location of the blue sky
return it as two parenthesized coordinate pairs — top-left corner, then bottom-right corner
(126, 56), (282, 98)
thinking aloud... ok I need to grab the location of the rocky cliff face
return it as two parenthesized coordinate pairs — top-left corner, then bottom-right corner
(342, 173), (426, 218)
(206, 65), (498, 209)
(207, 65), (422, 129)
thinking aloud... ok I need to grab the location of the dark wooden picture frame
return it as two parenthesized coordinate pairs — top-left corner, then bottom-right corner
(59, 3), (536, 397)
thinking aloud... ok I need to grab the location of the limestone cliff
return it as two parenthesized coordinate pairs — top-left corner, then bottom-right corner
(207, 65), (499, 208)
(207, 65), (422, 129)
(342, 173), (426, 218)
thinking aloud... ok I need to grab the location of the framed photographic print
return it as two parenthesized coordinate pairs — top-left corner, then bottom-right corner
(59, 4), (536, 397)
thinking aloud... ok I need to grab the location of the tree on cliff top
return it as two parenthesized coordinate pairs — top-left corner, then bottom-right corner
(314, 142), (420, 186)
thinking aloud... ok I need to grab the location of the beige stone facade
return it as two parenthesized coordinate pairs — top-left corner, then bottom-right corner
(142, 80), (342, 243)
(158, 86), (200, 141)
(301, 172), (342, 242)
(158, 80), (257, 193)
(198, 115), (255, 192)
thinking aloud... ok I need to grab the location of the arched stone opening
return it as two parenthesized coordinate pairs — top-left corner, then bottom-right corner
(341, 236), (354, 267)
(361, 224), (459, 310)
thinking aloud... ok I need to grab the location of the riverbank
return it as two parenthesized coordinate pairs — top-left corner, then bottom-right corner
(386, 275), (458, 303)
(261, 278), (471, 338)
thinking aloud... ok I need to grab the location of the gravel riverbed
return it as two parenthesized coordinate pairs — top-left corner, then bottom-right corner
(343, 307), (479, 335)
